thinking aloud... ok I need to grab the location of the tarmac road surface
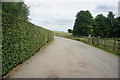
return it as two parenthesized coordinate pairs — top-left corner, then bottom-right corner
(10, 36), (118, 78)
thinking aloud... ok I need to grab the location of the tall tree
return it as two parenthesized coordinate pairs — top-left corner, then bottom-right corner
(94, 14), (108, 37)
(113, 17), (120, 38)
(106, 11), (115, 37)
(73, 10), (93, 36)
(2, 2), (29, 19)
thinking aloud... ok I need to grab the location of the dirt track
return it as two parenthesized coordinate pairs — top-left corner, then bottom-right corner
(10, 37), (118, 78)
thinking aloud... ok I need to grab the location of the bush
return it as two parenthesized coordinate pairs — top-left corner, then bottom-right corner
(2, 12), (54, 76)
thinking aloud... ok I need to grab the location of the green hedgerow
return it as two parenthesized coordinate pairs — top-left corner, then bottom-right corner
(2, 12), (54, 76)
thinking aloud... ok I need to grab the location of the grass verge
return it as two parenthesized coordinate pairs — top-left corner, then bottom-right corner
(81, 41), (120, 57)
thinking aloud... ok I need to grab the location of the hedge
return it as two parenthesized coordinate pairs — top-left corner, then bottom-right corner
(2, 12), (54, 76)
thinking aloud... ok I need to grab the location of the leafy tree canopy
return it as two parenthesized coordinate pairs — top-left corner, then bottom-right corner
(73, 10), (93, 36)
(68, 29), (73, 33)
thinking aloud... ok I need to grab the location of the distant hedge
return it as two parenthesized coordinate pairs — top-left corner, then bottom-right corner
(2, 12), (54, 76)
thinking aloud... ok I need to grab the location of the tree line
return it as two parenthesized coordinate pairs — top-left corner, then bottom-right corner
(68, 10), (120, 38)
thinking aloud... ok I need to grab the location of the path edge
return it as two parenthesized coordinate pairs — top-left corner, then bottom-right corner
(3, 37), (55, 79)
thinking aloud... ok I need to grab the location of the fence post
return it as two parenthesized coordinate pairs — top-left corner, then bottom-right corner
(104, 38), (106, 48)
(88, 38), (89, 43)
(113, 38), (116, 51)
(90, 37), (92, 44)
(97, 36), (100, 46)
(88, 35), (91, 44)
(117, 40), (120, 53)
(92, 36), (94, 44)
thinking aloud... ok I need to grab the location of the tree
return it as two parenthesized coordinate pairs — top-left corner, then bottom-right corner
(2, 2), (29, 19)
(94, 14), (108, 37)
(68, 29), (73, 33)
(87, 25), (94, 35)
(113, 17), (120, 38)
(73, 10), (93, 36)
(106, 11), (115, 37)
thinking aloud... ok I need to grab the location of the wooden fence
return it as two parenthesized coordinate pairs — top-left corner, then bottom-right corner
(76, 37), (120, 53)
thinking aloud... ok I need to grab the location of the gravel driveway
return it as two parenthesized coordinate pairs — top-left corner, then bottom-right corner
(10, 36), (118, 78)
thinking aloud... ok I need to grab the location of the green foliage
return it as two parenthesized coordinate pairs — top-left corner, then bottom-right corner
(93, 12), (119, 38)
(87, 25), (94, 35)
(72, 10), (120, 38)
(94, 14), (108, 37)
(2, 12), (54, 76)
(68, 29), (73, 33)
(113, 17), (120, 38)
(2, 2), (29, 19)
(73, 10), (93, 36)
(106, 12), (115, 38)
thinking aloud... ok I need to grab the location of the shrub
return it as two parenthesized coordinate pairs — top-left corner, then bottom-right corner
(2, 12), (54, 76)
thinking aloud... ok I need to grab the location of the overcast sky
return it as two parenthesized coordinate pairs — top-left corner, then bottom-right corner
(25, 0), (119, 32)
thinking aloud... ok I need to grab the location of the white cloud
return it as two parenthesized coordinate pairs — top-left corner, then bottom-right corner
(25, 0), (119, 3)
(25, 0), (119, 32)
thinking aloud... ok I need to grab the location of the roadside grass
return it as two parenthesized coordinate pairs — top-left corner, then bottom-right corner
(53, 31), (120, 57)
(81, 41), (120, 57)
